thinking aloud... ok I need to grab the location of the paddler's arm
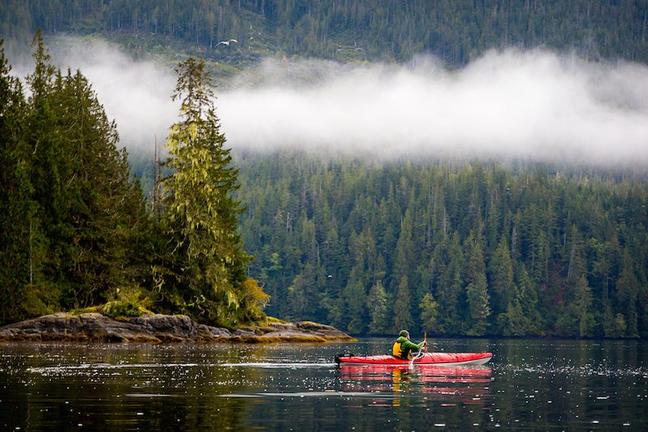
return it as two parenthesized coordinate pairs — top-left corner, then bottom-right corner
(401, 339), (424, 351)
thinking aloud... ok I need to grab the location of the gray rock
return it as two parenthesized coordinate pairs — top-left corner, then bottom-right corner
(0, 313), (354, 344)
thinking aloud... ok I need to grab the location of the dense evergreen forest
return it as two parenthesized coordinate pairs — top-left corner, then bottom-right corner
(235, 154), (648, 338)
(2, 2), (648, 339)
(0, 36), (267, 327)
(1, 0), (648, 65)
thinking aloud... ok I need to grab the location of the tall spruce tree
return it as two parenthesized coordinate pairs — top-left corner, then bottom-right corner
(367, 280), (390, 334)
(23, 32), (63, 312)
(419, 292), (439, 334)
(393, 275), (413, 332)
(464, 233), (491, 335)
(490, 235), (515, 327)
(0, 39), (46, 323)
(157, 57), (266, 326)
(436, 232), (463, 333)
(26, 34), (148, 309)
(616, 250), (640, 338)
(55, 70), (148, 307)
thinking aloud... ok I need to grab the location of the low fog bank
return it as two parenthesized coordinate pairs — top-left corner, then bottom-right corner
(11, 37), (648, 168)
(223, 53), (648, 167)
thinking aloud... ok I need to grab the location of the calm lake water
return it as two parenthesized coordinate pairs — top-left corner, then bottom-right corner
(1, 338), (647, 431)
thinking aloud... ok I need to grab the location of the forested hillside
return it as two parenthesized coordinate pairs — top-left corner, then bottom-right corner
(235, 153), (648, 338)
(2, 0), (648, 65)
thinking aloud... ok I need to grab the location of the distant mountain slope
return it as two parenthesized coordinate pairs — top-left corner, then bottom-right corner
(2, 0), (648, 65)
(235, 153), (648, 338)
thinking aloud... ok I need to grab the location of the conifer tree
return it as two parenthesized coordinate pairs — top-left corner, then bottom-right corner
(367, 280), (389, 334)
(158, 57), (265, 325)
(616, 251), (639, 337)
(342, 275), (367, 334)
(392, 208), (414, 284)
(0, 39), (46, 323)
(490, 236), (515, 323)
(574, 275), (594, 337)
(393, 275), (413, 332)
(464, 233), (491, 335)
(55, 70), (147, 307)
(436, 232), (463, 333)
(25, 33), (148, 309)
(419, 292), (439, 333)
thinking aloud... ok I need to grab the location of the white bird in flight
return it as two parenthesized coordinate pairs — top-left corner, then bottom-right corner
(216, 39), (238, 47)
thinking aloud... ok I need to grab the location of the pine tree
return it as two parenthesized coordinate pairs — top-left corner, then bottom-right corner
(393, 275), (413, 332)
(25, 34), (150, 309)
(466, 275), (490, 336)
(22, 32), (63, 312)
(419, 292), (439, 333)
(574, 275), (594, 337)
(436, 232), (463, 333)
(464, 233), (491, 335)
(490, 235), (515, 326)
(555, 226), (591, 337)
(392, 208), (414, 284)
(157, 57), (265, 326)
(0, 39), (46, 323)
(342, 275), (367, 334)
(367, 280), (389, 335)
(519, 265), (544, 333)
(287, 273), (308, 318)
(616, 251), (639, 338)
(56, 70), (148, 307)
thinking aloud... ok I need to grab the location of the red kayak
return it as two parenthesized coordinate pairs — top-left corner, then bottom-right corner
(335, 352), (492, 367)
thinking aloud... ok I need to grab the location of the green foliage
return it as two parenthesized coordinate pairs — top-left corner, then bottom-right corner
(367, 281), (390, 335)
(0, 38), (37, 323)
(235, 153), (648, 338)
(0, 36), (150, 324)
(574, 275), (594, 338)
(393, 276), (413, 332)
(616, 252), (640, 337)
(153, 57), (265, 327)
(22, 282), (60, 318)
(342, 277), (367, 335)
(102, 287), (153, 318)
(238, 278), (270, 322)
(0, 41), (265, 328)
(466, 276), (490, 336)
(490, 236), (515, 317)
(464, 234), (491, 335)
(436, 233), (464, 333)
(419, 293), (439, 334)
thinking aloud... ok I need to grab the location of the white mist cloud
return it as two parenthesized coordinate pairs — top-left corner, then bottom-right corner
(220, 53), (648, 166)
(15, 37), (648, 167)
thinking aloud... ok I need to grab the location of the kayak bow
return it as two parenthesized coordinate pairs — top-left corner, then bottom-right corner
(335, 352), (492, 367)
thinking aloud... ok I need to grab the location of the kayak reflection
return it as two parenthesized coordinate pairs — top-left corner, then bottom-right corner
(339, 364), (492, 406)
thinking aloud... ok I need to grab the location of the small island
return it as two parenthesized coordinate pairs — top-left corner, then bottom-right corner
(1, 37), (332, 339)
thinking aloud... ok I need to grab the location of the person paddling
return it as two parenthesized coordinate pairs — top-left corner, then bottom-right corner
(392, 330), (426, 360)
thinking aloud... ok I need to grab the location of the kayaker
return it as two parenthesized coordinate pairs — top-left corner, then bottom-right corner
(392, 330), (426, 360)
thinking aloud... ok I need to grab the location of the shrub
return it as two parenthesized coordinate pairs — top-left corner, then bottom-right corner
(102, 286), (152, 318)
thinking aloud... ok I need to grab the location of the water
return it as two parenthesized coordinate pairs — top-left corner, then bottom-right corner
(1, 338), (647, 431)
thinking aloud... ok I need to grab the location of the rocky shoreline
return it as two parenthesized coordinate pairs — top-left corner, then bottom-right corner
(0, 313), (355, 344)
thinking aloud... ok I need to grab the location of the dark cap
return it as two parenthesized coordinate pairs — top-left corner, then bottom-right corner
(399, 330), (409, 338)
